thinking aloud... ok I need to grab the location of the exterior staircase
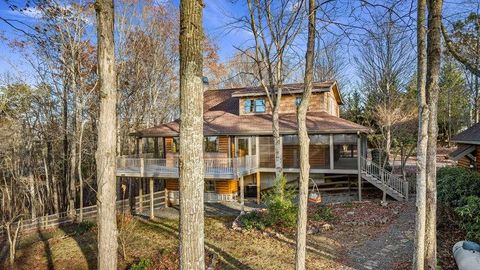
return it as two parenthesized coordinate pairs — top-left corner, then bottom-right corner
(360, 157), (409, 201)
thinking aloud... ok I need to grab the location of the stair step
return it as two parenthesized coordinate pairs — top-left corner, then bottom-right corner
(361, 172), (405, 201)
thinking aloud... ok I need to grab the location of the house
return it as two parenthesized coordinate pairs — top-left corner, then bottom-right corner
(116, 81), (409, 209)
(448, 123), (480, 173)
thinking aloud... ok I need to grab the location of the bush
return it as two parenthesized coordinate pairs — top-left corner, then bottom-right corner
(263, 176), (298, 228)
(129, 258), (152, 270)
(455, 196), (480, 241)
(437, 167), (480, 208)
(75, 220), (96, 235)
(311, 205), (335, 222)
(239, 211), (267, 230)
(438, 166), (480, 242)
(117, 214), (138, 260)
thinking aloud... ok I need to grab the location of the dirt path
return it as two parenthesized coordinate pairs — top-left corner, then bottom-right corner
(344, 202), (415, 269)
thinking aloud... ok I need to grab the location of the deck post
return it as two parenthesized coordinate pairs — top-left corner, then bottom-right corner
(140, 158), (145, 177)
(256, 171), (261, 204)
(164, 188), (169, 208)
(357, 134), (362, 201)
(240, 176), (245, 213)
(149, 178), (154, 219)
(139, 179), (144, 213)
(329, 134), (334, 170)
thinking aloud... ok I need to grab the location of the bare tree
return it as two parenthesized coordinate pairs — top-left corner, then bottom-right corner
(295, 0), (315, 269)
(245, 0), (305, 177)
(178, 0), (205, 269)
(94, 0), (118, 269)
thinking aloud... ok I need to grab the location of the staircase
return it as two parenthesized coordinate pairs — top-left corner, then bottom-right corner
(360, 157), (409, 201)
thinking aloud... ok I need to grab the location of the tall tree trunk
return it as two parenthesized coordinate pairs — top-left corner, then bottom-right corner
(63, 83), (69, 213)
(272, 105), (283, 178)
(424, 0), (443, 268)
(178, 0), (205, 269)
(94, 0), (118, 269)
(69, 89), (78, 218)
(413, 0), (428, 268)
(295, 1), (315, 269)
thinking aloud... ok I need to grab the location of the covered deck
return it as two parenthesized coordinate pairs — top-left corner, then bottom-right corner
(116, 155), (258, 179)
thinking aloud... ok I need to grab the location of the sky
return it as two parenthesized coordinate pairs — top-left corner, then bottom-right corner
(0, 0), (477, 92)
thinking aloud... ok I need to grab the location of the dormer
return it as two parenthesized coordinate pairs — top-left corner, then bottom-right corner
(231, 81), (343, 117)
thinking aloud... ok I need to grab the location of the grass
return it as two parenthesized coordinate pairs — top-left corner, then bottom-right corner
(6, 216), (343, 270)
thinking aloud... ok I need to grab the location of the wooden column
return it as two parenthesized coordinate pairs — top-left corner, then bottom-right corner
(357, 134), (362, 201)
(139, 179), (144, 213)
(154, 138), (160, 158)
(329, 134), (334, 170)
(256, 171), (261, 204)
(239, 176), (245, 213)
(149, 178), (155, 219)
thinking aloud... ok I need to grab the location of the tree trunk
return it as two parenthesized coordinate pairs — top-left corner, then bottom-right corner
(295, 1), (315, 269)
(272, 106), (283, 178)
(94, 0), (118, 269)
(178, 0), (205, 269)
(424, 0), (443, 268)
(413, 0), (428, 268)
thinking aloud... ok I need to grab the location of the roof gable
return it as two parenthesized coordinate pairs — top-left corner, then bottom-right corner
(452, 123), (480, 145)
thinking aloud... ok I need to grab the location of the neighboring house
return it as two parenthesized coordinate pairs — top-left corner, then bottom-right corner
(116, 81), (409, 208)
(448, 123), (480, 173)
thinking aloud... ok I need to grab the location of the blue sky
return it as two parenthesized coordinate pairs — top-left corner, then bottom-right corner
(0, 0), (476, 91)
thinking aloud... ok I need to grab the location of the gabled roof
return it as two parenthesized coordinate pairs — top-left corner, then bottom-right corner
(230, 80), (343, 105)
(452, 123), (480, 145)
(448, 144), (476, 161)
(133, 81), (369, 137)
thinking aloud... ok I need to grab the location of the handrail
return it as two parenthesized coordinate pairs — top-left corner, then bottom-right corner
(360, 156), (409, 199)
(116, 155), (258, 177)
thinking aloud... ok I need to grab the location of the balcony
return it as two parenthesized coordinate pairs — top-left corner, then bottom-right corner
(116, 155), (258, 179)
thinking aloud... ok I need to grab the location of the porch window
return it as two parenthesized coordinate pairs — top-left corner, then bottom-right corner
(333, 134), (358, 170)
(283, 135), (299, 168)
(172, 137), (180, 153)
(310, 135), (330, 169)
(204, 136), (219, 152)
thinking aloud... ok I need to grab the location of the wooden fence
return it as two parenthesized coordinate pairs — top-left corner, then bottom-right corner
(7, 190), (166, 234)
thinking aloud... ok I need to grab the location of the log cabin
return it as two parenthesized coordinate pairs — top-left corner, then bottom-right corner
(448, 123), (480, 173)
(116, 81), (410, 210)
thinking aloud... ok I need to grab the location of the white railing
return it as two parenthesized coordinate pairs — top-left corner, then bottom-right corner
(360, 156), (409, 200)
(168, 190), (238, 204)
(116, 155), (258, 178)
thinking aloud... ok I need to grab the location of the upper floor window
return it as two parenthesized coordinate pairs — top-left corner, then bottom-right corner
(244, 98), (266, 113)
(204, 136), (219, 152)
(295, 96), (302, 107)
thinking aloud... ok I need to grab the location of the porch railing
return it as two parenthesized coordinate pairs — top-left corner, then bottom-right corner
(116, 155), (258, 178)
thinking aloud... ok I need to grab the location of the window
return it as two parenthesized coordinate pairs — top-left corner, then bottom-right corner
(172, 137), (180, 153)
(244, 99), (254, 113)
(205, 180), (215, 192)
(295, 96), (302, 107)
(204, 136), (219, 152)
(244, 98), (266, 113)
(255, 99), (266, 112)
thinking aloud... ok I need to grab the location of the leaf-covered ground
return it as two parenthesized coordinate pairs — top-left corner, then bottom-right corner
(3, 198), (460, 270)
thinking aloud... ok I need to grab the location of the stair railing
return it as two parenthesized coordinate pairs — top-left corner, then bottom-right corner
(360, 156), (409, 200)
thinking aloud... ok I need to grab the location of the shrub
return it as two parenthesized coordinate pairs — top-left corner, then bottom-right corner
(263, 176), (298, 228)
(437, 166), (480, 207)
(129, 257), (153, 270)
(311, 205), (335, 222)
(75, 220), (96, 235)
(437, 166), (480, 242)
(455, 196), (480, 242)
(239, 211), (267, 230)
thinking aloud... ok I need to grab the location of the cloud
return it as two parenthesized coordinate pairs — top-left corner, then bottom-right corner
(8, 7), (42, 19)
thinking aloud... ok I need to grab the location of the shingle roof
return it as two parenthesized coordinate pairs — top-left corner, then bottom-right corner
(448, 144), (476, 161)
(452, 123), (480, 145)
(133, 82), (370, 137)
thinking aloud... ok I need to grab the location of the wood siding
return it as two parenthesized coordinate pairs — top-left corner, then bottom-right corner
(477, 146), (480, 174)
(239, 92), (340, 117)
(165, 179), (179, 190)
(215, 180), (238, 194)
